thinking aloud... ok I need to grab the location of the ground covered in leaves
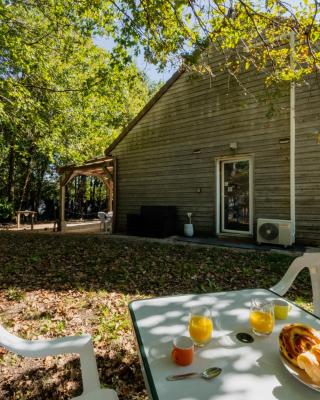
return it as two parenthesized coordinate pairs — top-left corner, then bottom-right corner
(0, 232), (312, 399)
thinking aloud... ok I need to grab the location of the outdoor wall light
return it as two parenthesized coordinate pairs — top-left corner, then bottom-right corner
(196, 187), (202, 193)
(279, 137), (290, 144)
(229, 142), (238, 150)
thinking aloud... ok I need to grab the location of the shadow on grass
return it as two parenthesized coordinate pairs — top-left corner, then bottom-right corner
(0, 352), (146, 400)
(0, 231), (307, 300)
(0, 231), (313, 400)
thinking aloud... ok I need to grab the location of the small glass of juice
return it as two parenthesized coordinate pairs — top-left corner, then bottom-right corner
(249, 299), (274, 336)
(189, 306), (213, 346)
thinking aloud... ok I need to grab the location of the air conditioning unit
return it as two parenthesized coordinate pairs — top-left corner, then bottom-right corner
(257, 218), (293, 247)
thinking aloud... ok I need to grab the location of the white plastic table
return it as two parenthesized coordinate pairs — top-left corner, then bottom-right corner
(16, 210), (37, 230)
(129, 289), (320, 400)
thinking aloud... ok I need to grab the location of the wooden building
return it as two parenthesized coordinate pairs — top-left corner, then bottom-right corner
(103, 54), (320, 246)
(58, 50), (320, 245)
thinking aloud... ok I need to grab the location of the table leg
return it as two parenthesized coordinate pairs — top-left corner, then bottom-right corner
(17, 213), (20, 229)
(31, 214), (34, 230)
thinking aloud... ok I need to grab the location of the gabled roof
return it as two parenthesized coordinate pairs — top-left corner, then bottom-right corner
(104, 68), (185, 155)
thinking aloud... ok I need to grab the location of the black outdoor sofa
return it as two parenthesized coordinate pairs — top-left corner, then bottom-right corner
(127, 206), (177, 238)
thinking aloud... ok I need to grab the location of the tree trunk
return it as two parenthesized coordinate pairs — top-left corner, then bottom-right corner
(65, 179), (70, 220)
(92, 178), (96, 204)
(89, 177), (94, 204)
(79, 175), (86, 220)
(19, 167), (32, 211)
(35, 160), (48, 212)
(7, 144), (15, 203)
(19, 146), (35, 211)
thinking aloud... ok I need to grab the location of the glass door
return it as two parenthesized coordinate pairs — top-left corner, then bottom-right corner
(221, 159), (252, 234)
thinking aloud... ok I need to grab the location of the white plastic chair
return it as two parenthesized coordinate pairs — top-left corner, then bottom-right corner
(270, 253), (320, 317)
(0, 326), (118, 400)
(98, 211), (113, 234)
(98, 212), (107, 231)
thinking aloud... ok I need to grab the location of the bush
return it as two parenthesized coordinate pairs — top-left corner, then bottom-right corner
(0, 200), (14, 222)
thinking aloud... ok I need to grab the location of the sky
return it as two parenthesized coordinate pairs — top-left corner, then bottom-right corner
(93, 36), (174, 83)
(93, 0), (308, 82)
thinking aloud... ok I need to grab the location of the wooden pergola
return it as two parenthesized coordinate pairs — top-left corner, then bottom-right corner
(57, 156), (116, 231)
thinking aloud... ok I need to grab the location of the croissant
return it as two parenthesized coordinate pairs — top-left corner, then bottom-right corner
(279, 323), (320, 367)
(297, 344), (320, 384)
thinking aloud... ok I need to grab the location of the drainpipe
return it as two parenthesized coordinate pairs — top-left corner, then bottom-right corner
(290, 31), (296, 243)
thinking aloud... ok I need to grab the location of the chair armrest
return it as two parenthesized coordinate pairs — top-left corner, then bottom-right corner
(0, 326), (92, 358)
(270, 255), (306, 296)
(0, 326), (102, 394)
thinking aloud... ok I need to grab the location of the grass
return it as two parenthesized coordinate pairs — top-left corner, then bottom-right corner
(4, 287), (26, 302)
(0, 232), (313, 399)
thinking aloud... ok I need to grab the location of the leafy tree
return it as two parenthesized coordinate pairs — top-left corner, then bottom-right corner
(0, 0), (151, 217)
(2, 0), (319, 221)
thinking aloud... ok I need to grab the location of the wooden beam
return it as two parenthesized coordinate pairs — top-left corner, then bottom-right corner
(102, 178), (111, 191)
(102, 166), (113, 180)
(59, 161), (113, 175)
(61, 171), (74, 187)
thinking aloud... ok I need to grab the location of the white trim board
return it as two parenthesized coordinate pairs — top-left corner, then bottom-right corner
(215, 155), (254, 237)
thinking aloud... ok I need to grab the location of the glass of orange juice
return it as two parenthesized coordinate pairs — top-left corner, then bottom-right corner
(249, 299), (274, 336)
(189, 306), (213, 346)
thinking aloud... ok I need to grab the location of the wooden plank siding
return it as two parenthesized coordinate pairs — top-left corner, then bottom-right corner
(111, 64), (320, 245)
(295, 77), (320, 244)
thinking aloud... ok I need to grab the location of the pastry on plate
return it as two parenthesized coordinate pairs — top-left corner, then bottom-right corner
(279, 323), (320, 367)
(297, 344), (320, 384)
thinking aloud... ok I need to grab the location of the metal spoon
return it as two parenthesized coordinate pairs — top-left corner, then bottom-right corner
(166, 366), (222, 381)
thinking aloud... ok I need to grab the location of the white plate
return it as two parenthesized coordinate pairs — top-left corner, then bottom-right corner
(280, 353), (320, 392)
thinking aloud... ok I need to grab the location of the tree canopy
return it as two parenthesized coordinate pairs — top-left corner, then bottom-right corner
(0, 0), (152, 217)
(103, 0), (320, 84)
(1, 0), (319, 220)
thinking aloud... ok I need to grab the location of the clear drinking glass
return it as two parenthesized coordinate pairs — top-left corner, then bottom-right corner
(188, 306), (213, 346)
(249, 299), (275, 336)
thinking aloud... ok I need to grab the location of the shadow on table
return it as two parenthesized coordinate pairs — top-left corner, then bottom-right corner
(132, 290), (320, 400)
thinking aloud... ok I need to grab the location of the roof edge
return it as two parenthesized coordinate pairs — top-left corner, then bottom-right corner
(57, 156), (113, 174)
(105, 68), (185, 155)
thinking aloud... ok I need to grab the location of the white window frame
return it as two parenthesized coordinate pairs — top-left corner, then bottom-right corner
(215, 155), (254, 236)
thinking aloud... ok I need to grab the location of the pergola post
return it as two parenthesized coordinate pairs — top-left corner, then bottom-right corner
(58, 175), (67, 232)
(108, 180), (113, 212)
(102, 178), (113, 212)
